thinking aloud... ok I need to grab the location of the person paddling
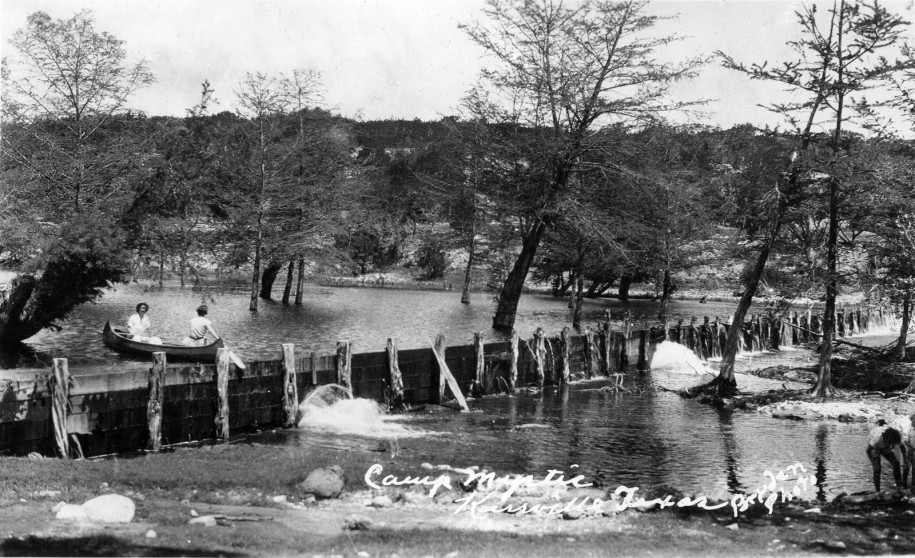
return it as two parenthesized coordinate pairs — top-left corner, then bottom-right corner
(183, 305), (219, 346)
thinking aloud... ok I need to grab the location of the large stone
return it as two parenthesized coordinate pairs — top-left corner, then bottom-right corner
(82, 494), (136, 523)
(298, 466), (345, 499)
(55, 503), (89, 521)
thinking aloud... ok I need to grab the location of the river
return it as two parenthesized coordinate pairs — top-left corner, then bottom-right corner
(0, 282), (894, 498)
(0, 282), (742, 370)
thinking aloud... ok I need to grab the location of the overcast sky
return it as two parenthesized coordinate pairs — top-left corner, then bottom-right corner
(2, 0), (913, 133)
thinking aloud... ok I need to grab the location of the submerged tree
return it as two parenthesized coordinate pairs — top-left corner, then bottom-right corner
(710, 0), (914, 397)
(0, 11), (154, 344)
(461, 0), (704, 330)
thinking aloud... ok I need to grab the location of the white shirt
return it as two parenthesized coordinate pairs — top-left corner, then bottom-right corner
(127, 313), (151, 337)
(189, 316), (212, 340)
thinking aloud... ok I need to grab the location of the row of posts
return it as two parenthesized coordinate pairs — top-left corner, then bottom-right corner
(47, 304), (889, 457)
(669, 305), (892, 361)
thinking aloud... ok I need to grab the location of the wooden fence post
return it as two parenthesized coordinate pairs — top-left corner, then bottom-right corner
(310, 351), (318, 386)
(636, 324), (648, 371)
(215, 348), (230, 441)
(148, 352), (166, 452)
(601, 321), (612, 375)
(509, 330), (519, 391)
(282, 344), (298, 428)
(474, 332), (485, 396)
(584, 327), (596, 378)
(336, 341), (352, 391)
(560, 326), (571, 383)
(387, 338), (404, 409)
(51, 358), (70, 459)
(435, 334), (447, 402)
(534, 328), (546, 386)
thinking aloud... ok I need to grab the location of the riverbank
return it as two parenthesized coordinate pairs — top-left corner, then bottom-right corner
(1, 438), (913, 557)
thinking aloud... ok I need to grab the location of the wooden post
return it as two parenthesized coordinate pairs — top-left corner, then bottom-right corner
(474, 332), (485, 396)
(601, 321), (612, 375)
(435, 334), (447, 402)
(336, 341), (352, 391)
(148, 352), (166, 452)
(51, 358), (70, 459)
(310, 351), (318, 386)
(534, 328), (546, 386)
(215, 348), (230, 441)
(636, 324), (648, 371)
(509, 330), (519, 391)
(560, 326), (572, 383)
(585, 327), (596, 378)
(387, 338), (404, 409)
(282, 344), (298, 428)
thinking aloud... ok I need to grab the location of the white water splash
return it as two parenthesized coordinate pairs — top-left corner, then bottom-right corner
(650, 341), (710, 375)
(296, 386), (426, 438)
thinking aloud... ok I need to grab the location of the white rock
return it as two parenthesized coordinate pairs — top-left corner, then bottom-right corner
(56, 504), (89, 521)
(189, 515), (218, 527)
(82, 494), (136, 523)
(420, 463), (434, 471)
(726, 523), (739, 531)
(190, 509), (199, 517)
(272, 495), (287, 504)
(804, 507), (822, 514)
(145, 530), (157, 539)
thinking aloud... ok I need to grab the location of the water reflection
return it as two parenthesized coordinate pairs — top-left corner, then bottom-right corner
(814, 424), (829, 502)
(281, 375), (874, 498)
(716, 408), (745, 495)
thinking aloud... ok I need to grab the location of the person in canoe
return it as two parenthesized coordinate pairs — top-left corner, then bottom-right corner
(127, 303), (163, 344)
(183, 305), (220, 346)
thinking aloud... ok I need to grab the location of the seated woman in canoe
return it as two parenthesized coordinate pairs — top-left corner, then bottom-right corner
(126, 303), (163, 345)
(182, 305), (220, 346)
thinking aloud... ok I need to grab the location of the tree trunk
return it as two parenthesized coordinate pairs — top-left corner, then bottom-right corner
(618, 276), (632, 302)
(896, 289), (912, 361)
(281, 259), (295, 304)
(657, 268), (673, 322)
(259, 261), (283, 300)
(552, 272), (576, 298)
(461, 229), (476, 305)
(492, 219), (547, 330)
(708, 196), (789, 396)
(572, 275), (584, 331)
(158, 252), (165, 288)
(249, 233), (262, 312)
(812, 181), (839, 397)
(294, 257), (305, 305)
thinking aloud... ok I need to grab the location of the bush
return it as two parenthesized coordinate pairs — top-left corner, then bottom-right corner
(416, 239), (449, 280)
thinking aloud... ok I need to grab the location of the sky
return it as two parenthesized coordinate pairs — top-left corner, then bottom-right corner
(2, 0), (914, 133)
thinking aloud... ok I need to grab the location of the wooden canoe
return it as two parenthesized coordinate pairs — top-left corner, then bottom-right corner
(103, 321), (224, 362)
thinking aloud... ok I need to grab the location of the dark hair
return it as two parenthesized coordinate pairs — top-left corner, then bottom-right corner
(196, 304), (208, 316)
(883, 427), (902, 448)
(136, 303), (149, 313)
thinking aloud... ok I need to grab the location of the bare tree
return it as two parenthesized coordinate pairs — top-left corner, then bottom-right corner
(461, 0), (704, 331)
(0, 10), (154, 343)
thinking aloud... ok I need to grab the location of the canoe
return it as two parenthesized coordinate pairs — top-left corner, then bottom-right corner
(102, 321), (224, 362)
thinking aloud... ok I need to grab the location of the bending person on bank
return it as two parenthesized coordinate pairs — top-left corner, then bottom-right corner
(183, 305), (219, 346)
(127, 303), (163, 344)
